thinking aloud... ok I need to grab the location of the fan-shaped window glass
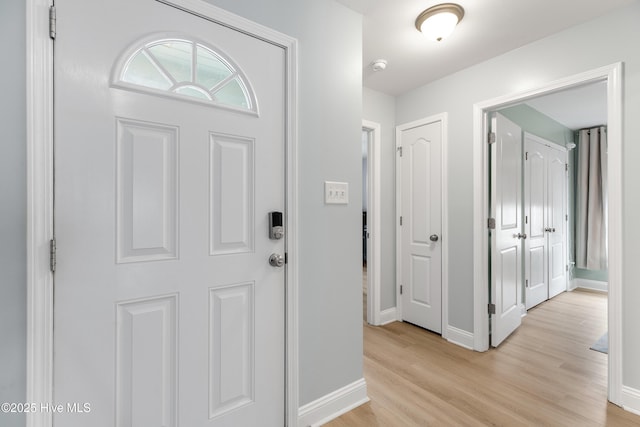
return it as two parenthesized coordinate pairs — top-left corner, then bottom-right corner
(115, 38), (256, 112)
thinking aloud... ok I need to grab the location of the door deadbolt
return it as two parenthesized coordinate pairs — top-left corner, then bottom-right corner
(269, 211), (284, 240)
(269, 253), (285, 268)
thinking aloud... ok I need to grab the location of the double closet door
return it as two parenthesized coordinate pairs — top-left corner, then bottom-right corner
(524, 133), (568, 310)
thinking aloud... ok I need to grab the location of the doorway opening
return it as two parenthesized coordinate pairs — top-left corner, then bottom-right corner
(362, 120), (381, 325)
(473, 63), (623, 404)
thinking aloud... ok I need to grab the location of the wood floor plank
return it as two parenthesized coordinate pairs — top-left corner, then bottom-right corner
(326, 290), (640, 426)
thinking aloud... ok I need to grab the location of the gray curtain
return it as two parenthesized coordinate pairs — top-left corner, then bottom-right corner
(576, 126), (608, 270)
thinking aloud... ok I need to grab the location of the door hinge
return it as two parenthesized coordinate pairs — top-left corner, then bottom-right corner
(284, 252), (288, 264)
(525, 151), (528, 161)
(566, 264), (569, 272)
(49, 6), (56, 40)
(49, 238), (56, 273)
(525, 215), (528, 224)
(488, 303), (496, 315)
(565, 164), (568, 172)
(525, 279), (529, 288)
(566, 214), (568, 221)
(400, 285), (403, 295)
(488, 132), (496, 144)
(397, 146), (403, 157)
(488, 217), (496, 229)
(399, 216), (403, 226)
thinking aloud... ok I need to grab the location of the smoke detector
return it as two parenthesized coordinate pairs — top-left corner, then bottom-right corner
(371, 59), (387, 72)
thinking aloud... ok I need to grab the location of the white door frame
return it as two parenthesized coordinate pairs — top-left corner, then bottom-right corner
(362, 120), (382, 325)
(25, 0), (300, 425)
(395, 113), (449, 338)
(472, 63), (623, 405)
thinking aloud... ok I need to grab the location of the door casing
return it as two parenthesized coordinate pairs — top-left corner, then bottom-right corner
(362, 120), (382, 325)
(472, 63), (623, 405)
(25, 0), (300, 425)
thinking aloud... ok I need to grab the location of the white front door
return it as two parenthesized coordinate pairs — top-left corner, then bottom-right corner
(490, 113), (523, 347)
(53, 1), (286, 426)
(398, 118), (442, 333)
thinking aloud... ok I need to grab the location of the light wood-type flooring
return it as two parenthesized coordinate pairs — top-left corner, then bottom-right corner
(329, 289), (640, 426)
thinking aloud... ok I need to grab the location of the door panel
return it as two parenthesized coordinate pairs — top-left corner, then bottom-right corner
(54, 1), (286, 425)
(399, 120), (442, 333)
(490, 113), (522, 347)
(525, 146), (547, 309)
(548, 154), (567, 298)
(116, 295), (178, 426)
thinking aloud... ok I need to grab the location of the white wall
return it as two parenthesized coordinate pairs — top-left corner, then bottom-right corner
(205, 0), (364, 406)
(0, 1), (27, 426)
(362, 88), (396, 310)
(395, 2), (640, 390)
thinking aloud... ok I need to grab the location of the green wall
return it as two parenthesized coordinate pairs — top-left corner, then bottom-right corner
(499, 104), (608, 284)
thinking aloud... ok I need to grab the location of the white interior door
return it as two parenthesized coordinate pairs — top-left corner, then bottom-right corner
(398, 119), (442, 333)
(547, 147), (568, 298)
(490, 113), (523, 347)
(53, 1), (286, 426)
(525, 140), (548, 309)
(524, 135), (567, 309)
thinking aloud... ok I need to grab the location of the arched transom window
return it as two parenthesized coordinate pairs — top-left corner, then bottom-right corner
(113, 38), (257, 113)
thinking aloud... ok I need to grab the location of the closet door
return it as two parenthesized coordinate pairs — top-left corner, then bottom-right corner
(547, 148), (567, 298)
(524, 134), (567, 310)
(524, 140), (548, 310)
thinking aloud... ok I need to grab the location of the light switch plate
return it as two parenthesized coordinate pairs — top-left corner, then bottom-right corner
(324, 181), (349, 205)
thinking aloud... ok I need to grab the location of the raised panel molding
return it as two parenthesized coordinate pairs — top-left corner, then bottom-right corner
(410, 138), (430, 245)
(500, 247), (518, 313)
(411, 254), (431, 306)
(116, 294), (178, 427)
(116, 118), (179, 263)
(209, 282), (255, 418)
(209, 133), (255, 256)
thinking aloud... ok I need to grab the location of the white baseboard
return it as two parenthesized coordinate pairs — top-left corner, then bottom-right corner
(573, 278), (608, 293)
(298, 378), (369, 427)
(622, 385), (640, 416)
(446, 325), (474, 350)
(379, 307), (398, 325)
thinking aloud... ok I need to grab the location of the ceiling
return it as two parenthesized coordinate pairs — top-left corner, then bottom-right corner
(337, 0), (628, 129)
(522, 81), (607, 130)
(337, 0), (634, 97)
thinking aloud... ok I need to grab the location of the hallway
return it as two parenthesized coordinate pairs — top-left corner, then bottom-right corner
(330, 290), (639, 426)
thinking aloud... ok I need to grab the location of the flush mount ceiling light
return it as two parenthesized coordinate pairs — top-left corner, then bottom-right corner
(415, 3), (464, 42)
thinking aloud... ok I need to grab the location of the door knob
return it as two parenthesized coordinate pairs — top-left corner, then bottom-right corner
(513, 233), (527, 239)
(269, 253), (285, 267)
(544, 227), (552, 232)
(430, 234), (439, 242)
